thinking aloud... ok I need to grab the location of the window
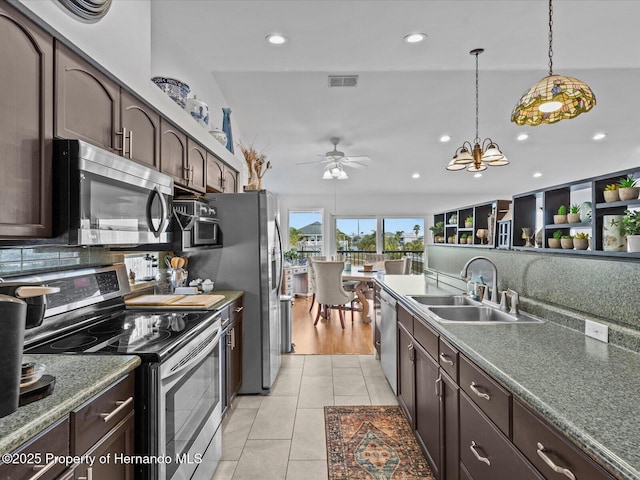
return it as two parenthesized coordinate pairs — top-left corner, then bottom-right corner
(289, 210), (323, 261)
(382, 218), (424, 253)
(335, 217), (377, 253)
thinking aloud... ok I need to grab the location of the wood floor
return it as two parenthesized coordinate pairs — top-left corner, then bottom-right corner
(291, 295), (375, 355)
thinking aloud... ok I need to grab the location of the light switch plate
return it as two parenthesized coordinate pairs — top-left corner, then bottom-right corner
(585, 319), (608, 343)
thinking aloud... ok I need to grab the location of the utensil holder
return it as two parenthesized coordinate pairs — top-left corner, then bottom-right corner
(168, 268), (188, 292)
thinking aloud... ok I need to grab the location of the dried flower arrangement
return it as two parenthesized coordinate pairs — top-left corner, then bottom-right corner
(238, 141), (272, 190)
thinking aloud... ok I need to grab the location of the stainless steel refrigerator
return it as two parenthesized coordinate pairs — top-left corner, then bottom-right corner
(188, 190), (283, 394)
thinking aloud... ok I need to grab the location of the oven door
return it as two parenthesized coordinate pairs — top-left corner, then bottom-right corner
(159, 320), (222, 480)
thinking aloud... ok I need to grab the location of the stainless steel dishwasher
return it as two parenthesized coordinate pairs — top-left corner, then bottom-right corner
(380, 289), (397, 394)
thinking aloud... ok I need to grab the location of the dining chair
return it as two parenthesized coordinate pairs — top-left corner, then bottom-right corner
(403, 256), (413, 274)
(384, 259), (406, 274)
(312, 261), (356, 328)
(365, 253), (388, 271)
(307, 256), (326, 312)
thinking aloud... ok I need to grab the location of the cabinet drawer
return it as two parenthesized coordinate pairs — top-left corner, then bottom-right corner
(513, 400), (615, 480)
(397, 305), (413, 335)
(413, 317), (438, 360)
(438, 337), (458, 381)
(459, 355), (510, 436)
(229, 297), (244, 323)
(460, 393), (543, 480)
(0, 417), (69, 480)
(71, 374), (134, 455)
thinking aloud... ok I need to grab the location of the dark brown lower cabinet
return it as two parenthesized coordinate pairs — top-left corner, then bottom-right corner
(397, 323), (415, 425)
(222, 296), (244, 414)
(414, 341), (441, 478)
(459, 393), (544, 480)
(73, 412), (134, 480)
(441, 371), (459, 480)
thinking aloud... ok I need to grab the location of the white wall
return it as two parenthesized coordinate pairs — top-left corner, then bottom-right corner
(278, 191), (508, 255)
(16, 0), (242, 172)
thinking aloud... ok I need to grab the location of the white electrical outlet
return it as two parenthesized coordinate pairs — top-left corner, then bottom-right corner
(585, 319), (609, 343)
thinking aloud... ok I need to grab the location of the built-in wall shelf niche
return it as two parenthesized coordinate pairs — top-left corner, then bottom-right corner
(433, 200), (511, 248)
(512, 166), (640, 258)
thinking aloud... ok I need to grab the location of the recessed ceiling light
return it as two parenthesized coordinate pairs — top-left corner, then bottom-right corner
(592, 132), (606, 141)
(533, 172), (542, 178)
(517, 133), (530, 141)
(403, 33), (427, 44)
(440, 135), (451, 143)
(266, 34), (288, 45)
(474, 173), (482, 178)
(412, 173), (421, 179)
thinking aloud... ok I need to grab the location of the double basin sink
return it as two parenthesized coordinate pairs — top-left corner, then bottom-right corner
(409, 295), (543, 324)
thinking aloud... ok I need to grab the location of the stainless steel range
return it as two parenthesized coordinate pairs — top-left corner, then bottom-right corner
(20, 264), (222, 480)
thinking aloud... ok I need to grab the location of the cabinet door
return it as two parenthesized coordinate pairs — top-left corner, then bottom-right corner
(55, 42), (120, 151)
(74, 412), (134, 480)
(160, 118), (187, 186)
(397, 323), (415, 425)
(206, 152), (225, 192)
(228, 315), (243, 402)
(120, 89), (159, 169)
(442, 371), (460, 480)
(414, 341), (441, 478)
(223, 167), (238, 192)
(0, 4), (53, 238)
(186, 139), (207, 193)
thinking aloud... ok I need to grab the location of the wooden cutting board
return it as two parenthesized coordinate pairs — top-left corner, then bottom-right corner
(125, 294), (226, 309)
(125, 294), (185, 306)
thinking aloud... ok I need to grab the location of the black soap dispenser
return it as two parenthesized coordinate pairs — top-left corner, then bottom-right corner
(0, 294), (27, 418)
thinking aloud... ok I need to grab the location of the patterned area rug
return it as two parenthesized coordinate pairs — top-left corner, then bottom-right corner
(325, 405), (434, 479)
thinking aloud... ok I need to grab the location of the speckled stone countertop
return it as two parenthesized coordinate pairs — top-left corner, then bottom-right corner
(211, 290), (243, 307)
(380, 274), (640, 480)
(0, 354), (140, 456)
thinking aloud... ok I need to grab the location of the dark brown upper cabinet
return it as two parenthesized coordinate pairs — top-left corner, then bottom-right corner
(160, 118), (188, 186)
(186, 139), (207, 193)
(120, 89), (160, 169)
(0, 4), (53, 238)
(207, 153), (238, 193)
(55, 42), (121, 152)
(223, 167), (238, 193)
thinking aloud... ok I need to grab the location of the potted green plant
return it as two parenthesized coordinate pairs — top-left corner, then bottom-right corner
(548, 229), (563, 248)
(621, 209), (640, 252)
(603, 183), (620, 203)
(618, 175), (639, 201)
(560, 234), (574, 249)
(429, 221), (445, 243)
(448, 235), (456, 244)
(567, 204), (581, 224)
(573, 232), (590, 250)
(553, 205), (567, 224)
(464, 216), (473, 228)
(459, 233), (468, 244)
(283, 248), (298, 265)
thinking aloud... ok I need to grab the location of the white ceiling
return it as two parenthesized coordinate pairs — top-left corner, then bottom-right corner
(151, 0), (640, 198)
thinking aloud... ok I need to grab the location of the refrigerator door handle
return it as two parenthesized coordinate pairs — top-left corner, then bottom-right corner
(274, 217), (284, 293)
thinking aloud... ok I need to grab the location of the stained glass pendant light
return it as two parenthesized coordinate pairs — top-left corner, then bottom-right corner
(511, 0), (595, 126)
(447, 49), (509, 173)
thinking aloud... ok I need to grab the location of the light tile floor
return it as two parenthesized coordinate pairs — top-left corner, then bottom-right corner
(212, 354), (397, 480)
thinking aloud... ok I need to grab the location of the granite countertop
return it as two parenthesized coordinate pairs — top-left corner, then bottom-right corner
(0, 354), (140, 456)
(211, 290), (244, 307)
(380, 274), (640, 480)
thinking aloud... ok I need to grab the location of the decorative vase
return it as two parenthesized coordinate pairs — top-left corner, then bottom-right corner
(567, 213), (581, 224)
(603, 190), (620, 203)
(627, 235), (640, 253)
(185, 95), (209, 128)
(151, 77), (190, 108)
(222, 107), (234, 153)
(602, 215), (626, 251)
(560, 238), (574, 249)
(535, 229), (543, 247)
(553, 214), (567, 224)
(619, 186), (640, 201)
(208, 128), (227, 145)
(467, 237), (473, 244)
(449, 214), (457, 225)
(521, 228), (534, 247)
(579, 202), (592, 223)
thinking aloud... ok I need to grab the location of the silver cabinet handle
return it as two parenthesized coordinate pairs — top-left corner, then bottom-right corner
(434, 374), (442, 397)
(29, 459), (58, 480)
(470, 441), (491, 466)
(470, 381), (491, 401)
(190, 165), (195, 184)
(537, 443), (576, 480)
(100, 396), (133, 422)
(226, 331), (232, 347)
(116, 127), (127, 156)
(234, 306), (244, 313)
(77, 466), (93, 480)
(408, 343), (415, 363)
(375, 340), (381, 346)
(440, 352), (454, 365)
(128, 129), (133, 159)
(231, 327), (236, 350)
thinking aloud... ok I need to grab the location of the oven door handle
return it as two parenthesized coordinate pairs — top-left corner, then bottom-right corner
(161, 330), (221, 381)
(146, 186), (169, 238)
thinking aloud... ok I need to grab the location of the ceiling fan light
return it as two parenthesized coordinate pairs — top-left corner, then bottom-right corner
(322, 169), (333, 180)
(338, 169), (349, 180)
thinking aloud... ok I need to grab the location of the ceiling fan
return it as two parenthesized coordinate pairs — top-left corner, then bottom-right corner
(298, 137), (372, 171)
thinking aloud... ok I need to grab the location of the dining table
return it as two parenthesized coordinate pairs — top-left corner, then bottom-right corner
(342, 268), (382, 323)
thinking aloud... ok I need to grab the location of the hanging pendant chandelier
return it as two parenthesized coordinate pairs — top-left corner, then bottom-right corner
(511, 0), (595, 126)
(447, 48), (508, 173)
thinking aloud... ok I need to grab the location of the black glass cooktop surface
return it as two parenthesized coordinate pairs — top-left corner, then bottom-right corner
(27, 310), (214, 360)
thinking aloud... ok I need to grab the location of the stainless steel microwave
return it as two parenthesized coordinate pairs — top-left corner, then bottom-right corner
(53, 139), (173, 246)
(173, 199), (221, 250)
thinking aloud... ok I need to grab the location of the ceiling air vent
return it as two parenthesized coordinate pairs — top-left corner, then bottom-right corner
(328, 75), (358, 87)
